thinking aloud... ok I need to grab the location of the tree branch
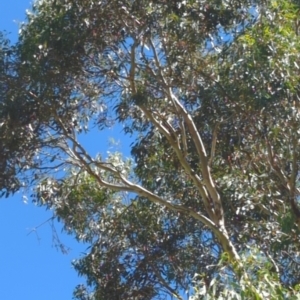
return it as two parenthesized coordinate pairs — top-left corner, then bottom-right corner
(166, 91), (224, 225)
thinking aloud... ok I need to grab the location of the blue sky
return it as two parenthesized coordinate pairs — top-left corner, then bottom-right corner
(0, 1), (132, 299)
(0, 2), (86, 299)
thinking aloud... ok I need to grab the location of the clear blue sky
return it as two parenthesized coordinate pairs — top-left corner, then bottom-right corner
(0, 1), (132, 299)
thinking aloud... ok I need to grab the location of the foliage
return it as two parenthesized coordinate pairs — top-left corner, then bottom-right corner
(2, 0), (300, 299)
(191, 249), (300, 299)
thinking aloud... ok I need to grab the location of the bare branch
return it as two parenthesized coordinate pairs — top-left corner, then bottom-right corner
(166, 91), (224, 225)
(53, 114), (240, 261)
(138, 104), (216, 221)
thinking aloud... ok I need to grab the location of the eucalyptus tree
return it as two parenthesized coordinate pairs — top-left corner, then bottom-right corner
(2, 0), (300, 298)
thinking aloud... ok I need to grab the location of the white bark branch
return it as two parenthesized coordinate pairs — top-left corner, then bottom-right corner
(166, 90), (224, 225)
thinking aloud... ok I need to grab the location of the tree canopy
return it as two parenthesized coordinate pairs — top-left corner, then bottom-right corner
(2, 0), (300, 299)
